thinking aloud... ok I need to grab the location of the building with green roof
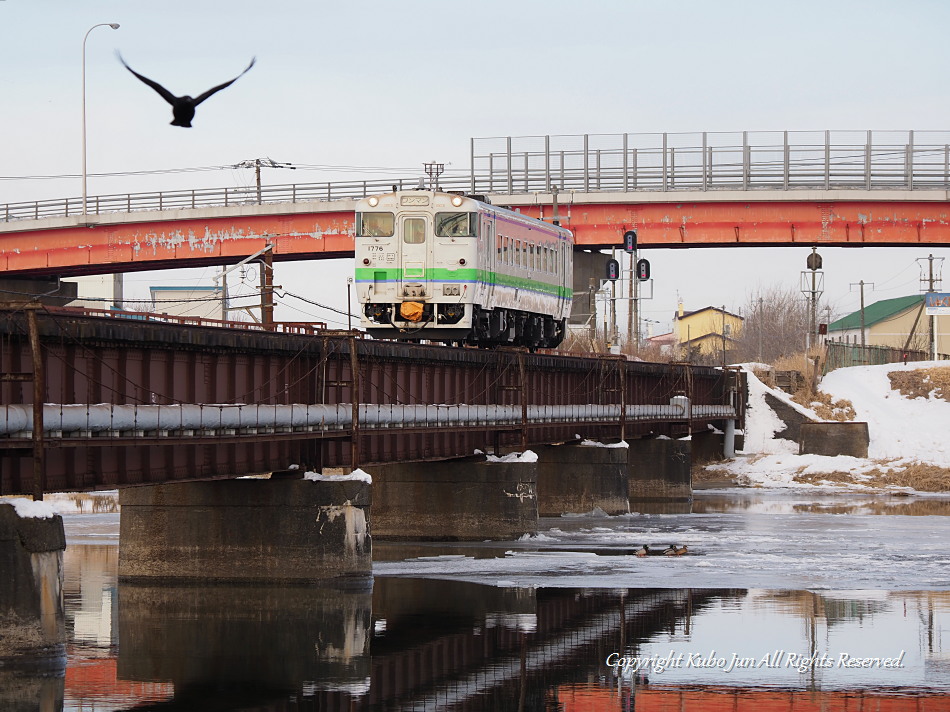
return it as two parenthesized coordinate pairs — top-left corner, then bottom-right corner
(827, 294), (948, 354)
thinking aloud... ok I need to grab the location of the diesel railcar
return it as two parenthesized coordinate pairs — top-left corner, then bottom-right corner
(354, 190), (573, 348)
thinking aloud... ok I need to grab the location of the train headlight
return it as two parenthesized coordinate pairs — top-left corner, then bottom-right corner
(459, 258), (466, 265)
(363, 258), (370, 265)
(368, 196), (379, 207)
(451, 195), (463, 207)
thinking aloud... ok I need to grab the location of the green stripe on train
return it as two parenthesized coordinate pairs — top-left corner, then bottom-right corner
(355, 267), (571, 299)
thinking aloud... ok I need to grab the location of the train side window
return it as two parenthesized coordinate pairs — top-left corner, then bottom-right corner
(435, 212), (476, 237)
(403, 217), (426, 244)
(358, 212), (395, 237)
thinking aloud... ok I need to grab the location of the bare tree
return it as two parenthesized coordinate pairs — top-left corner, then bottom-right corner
(735, 285), (833, 363)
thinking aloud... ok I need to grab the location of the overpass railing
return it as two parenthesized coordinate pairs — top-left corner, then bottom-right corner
(3, 130), (947, 223)
(471, 129), (950, 194)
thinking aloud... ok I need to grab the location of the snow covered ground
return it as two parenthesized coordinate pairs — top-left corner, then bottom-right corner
(712, 361), (950, 491)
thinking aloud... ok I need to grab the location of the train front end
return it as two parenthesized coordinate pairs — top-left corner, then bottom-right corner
(354, 191), (481, 343)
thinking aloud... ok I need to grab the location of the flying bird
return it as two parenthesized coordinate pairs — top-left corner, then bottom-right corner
(117, 53), (256, 128)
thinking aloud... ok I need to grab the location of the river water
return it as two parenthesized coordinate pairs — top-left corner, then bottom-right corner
(43, 488), (950, 709)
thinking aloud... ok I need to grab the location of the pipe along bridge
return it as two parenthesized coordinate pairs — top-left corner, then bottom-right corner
(0, 306), (744, 497)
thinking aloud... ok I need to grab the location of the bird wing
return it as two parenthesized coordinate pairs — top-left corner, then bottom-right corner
(116, 52), (177, 106)
(192, 57), (256, 106)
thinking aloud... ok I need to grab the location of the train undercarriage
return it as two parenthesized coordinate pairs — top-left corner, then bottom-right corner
(362, 303), (566, 350)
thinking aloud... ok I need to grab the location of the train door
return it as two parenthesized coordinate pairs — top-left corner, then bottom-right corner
(482, 214), (494, 305)
(399, 215), (428, 298)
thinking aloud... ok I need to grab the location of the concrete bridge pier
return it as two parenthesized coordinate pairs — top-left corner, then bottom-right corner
(690, 421), (741, 464)
(627, 437), (692, 507)
(535, 442), (629, 516)
(364, 457), (537, 540)
(118, 478), (372, 584)
(0, 501), (66, 712)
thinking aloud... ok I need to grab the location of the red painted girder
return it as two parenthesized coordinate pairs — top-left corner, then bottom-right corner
(518, 200), (950, 247)
(0, 211), (355, 277)
(2, 198), (950, 277)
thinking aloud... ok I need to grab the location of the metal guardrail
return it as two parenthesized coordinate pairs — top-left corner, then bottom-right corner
(44, 305), (329, 333)
(470, 129), (950, 194)
(3, 130), (948, 223)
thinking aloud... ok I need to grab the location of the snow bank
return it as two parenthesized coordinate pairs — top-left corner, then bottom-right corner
(713, 362), (950, 491)
(740, 367), (813, 455)
(580, 439), (629, 448)
(304, 468), (373, 484)
(3, 497), (58, 519)
(820, 361), (950, 466)
(486, 450), (539, 463)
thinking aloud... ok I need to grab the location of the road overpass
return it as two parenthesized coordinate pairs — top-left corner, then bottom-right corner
(2, 130), (949, 280)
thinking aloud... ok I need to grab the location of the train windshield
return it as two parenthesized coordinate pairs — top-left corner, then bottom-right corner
(435, 212), (476, 237)
(357, 212), (395, 237)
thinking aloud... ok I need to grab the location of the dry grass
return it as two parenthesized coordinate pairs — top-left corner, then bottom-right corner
(692, 461), (736, 482)
(751, 367), (775, 388)
(887, 366), (950, 402)
(792, 462), (950, 492)
(700, 458), (950, 493)
(68, 492), (118, 513)
(791, 390), (856, 421)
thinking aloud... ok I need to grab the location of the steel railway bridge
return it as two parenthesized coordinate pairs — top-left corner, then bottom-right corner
(0, 306), (742, 497)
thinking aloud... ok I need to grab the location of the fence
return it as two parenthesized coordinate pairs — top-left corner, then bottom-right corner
(822, 341), (946, 374)
(470, 129), (950, 194)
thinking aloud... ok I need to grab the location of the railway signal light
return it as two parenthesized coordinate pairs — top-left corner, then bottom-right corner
(636, 258), (651, 281)
(622, 230), (637, 253)
(606, 258), (620, 281)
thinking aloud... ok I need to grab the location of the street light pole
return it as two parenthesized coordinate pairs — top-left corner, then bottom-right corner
(82, 22), (120, 215)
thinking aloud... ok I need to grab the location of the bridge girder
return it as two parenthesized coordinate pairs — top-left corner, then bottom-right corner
(1, 192), (949, 278)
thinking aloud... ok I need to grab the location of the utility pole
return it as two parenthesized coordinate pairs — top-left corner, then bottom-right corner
(233, 158), (296, 203)
(849, 280), (874, 348)
(917, 253), (945, 359)
(260, 246), (274, 330)
(757, 296), (764, 362)
(214, 244), (276, 324)
(721, 305), (727, 368)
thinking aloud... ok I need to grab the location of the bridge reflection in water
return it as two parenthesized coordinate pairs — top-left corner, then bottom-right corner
(50, 539), (950, 712)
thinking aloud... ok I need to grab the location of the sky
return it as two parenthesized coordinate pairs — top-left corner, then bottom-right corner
(2, 0), (950, 334)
